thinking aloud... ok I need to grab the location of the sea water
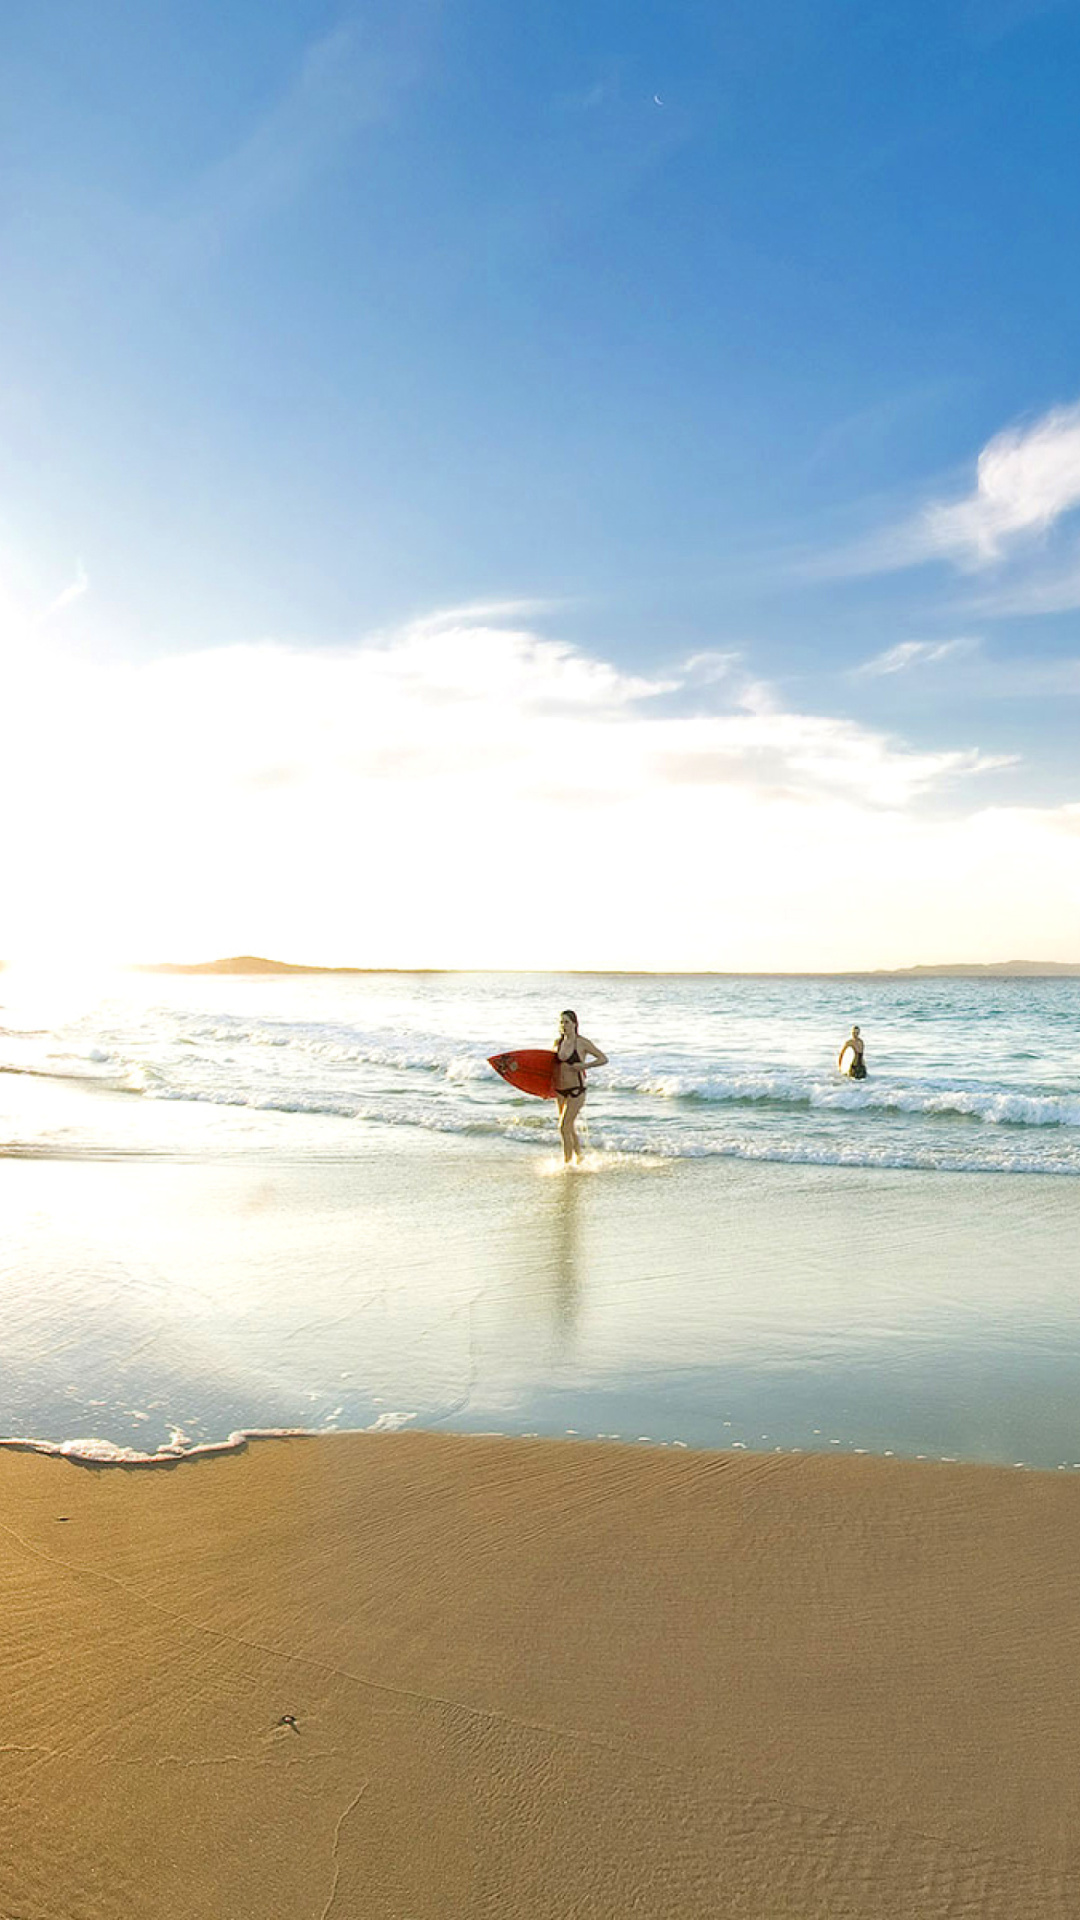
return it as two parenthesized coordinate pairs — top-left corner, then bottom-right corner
(1, 969), (1079, 1465)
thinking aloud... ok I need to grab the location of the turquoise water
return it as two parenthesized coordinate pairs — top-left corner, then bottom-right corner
(1, 969), (1079, 1465)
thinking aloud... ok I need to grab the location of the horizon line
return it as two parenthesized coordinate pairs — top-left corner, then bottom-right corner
(125, 953), (1080, 979)
(3, 953), (1079, 979)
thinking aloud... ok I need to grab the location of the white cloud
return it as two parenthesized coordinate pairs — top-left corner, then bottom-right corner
(1, 609), (1071, 972)
(679, 649), (741, 683)
(40, 560), (89, 623)
(644, 709), (1004, 808)
(924, 404), (1080, 565)
(362, 609), (673, 712)
(855, 637), (978, 677)
(817, 400), (1080, 583)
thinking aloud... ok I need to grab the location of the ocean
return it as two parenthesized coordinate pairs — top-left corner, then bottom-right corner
(2, 968), (1079, 1466)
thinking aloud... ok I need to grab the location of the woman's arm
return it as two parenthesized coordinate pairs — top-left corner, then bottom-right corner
(581, 1038), (608, 1067)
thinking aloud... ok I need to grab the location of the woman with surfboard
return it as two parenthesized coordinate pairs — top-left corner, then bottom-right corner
(486, 1012), (607, 1163)
(554, 1010), (608, 1164)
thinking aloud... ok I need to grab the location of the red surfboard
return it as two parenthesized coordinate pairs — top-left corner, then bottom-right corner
(488, 1049), (560, 1099)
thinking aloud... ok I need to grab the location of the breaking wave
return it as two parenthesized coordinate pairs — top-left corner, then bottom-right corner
(3, 974), (1079, 1175)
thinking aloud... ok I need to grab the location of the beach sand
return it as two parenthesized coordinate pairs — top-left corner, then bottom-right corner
(3, 1433), (1079, 1918)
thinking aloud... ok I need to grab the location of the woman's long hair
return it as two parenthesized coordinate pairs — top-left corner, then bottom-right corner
(556, 1009), (579, 1049)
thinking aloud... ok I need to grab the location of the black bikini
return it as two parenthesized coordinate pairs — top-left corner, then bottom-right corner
(561, 1047), (586, 1097)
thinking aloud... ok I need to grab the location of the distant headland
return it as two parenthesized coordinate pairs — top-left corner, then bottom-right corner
(135, 956), (446, 976)
(867, 961), (1080, 978)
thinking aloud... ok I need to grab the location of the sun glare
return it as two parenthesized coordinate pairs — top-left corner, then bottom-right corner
(1, 950), (131, 1008)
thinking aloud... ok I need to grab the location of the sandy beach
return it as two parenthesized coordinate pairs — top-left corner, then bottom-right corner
(9, 0), (1080, 1897)
(4, 1431), (1080, 1918)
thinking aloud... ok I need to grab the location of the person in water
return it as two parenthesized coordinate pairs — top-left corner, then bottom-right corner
(554, 1010), (608, 1164)
(838, 1024), (867, 1079)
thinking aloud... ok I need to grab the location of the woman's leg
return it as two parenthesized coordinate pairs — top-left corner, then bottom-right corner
(558, 1096), (576, 1163)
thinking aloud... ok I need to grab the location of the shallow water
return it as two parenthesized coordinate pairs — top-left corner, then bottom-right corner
(2, 970), (1079, 1466)
(3, 967), (1080, 1173)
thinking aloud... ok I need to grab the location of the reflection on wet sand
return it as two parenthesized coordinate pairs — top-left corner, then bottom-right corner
(547, 1171), (582, 1350)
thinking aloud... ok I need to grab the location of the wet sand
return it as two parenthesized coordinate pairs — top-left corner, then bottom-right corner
(3, 1431), (1080, 1917)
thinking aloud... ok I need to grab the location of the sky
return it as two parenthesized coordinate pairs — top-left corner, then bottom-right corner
(2, 0), (1079, 969)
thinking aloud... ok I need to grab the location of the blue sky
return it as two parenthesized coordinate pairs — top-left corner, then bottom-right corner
(2, 0), (1079, 966)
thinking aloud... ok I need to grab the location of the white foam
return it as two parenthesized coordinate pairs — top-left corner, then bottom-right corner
(0, 1427), (312, 1467)
(0, 1412), (423, 1467)
(614, 1065), (1080, 1128)
(536, 1148), (670, 1176)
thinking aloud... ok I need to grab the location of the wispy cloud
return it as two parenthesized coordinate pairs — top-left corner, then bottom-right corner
(967, 544), (1080, 616)
(40, 560), (89, 623)
(854, 637), (979, 677)
(816, 400), (1080, 584)
(553, 77), (615, 113)
(646, 713), (1006, 809)
(165, 7), (434, 263)
(682, 650), (743, 684)
(408, 596), (572, 633)
(803, 378), (962, 479)
(351, 616), (1000, 804)
(923, 404), (1080, 566)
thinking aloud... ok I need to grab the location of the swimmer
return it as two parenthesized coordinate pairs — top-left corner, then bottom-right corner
(554, 1010), (608, 1163)
(838, 1024), (867, 1079)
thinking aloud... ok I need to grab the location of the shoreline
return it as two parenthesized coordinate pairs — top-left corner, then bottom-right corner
(2, 1422), (1078, 1473)
(5, 1428), (1080, 1915)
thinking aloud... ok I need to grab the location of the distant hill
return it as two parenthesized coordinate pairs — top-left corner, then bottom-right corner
(870, 961), (1080, 978)
(136, 955), (443, 976)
